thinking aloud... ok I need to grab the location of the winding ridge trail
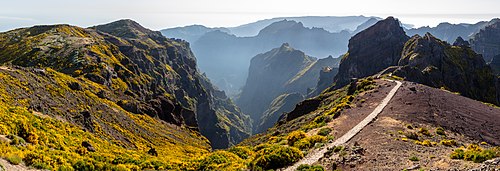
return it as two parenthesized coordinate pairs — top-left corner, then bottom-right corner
(283, 80), (402, 171)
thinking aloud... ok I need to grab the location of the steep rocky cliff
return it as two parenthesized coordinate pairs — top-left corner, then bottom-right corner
(333, 17), (499, 106)
(333, 17), (410, 88)
(491, 54), (500, 75)
(236, 43), (339, 133)
(0, 19), (251, 149)
(470, 19), (500, 63)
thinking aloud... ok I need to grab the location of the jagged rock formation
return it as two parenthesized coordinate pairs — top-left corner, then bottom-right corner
(453, 36), (470, 47)
(333, 17), (499, 106)
(236, 43), (339, 133)
(333, 17), (410, 88)
(192, 20), (351, 95)
(470, 19), (500, 63)
(0, 19), (251, 149)
(391, 33), (498, 105)
(257, 93), (304, 133)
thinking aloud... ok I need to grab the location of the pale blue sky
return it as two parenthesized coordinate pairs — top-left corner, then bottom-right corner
(1, 0), (499, 31)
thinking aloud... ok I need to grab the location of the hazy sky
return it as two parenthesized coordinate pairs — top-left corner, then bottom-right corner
(1, 0), (499, 32)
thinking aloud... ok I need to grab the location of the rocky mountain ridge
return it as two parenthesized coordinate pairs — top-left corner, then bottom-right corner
(0, 19), (251, 149)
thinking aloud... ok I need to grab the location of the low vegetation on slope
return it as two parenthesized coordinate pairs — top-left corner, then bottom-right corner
(0, 20), (251, 150)
(0, 67), (211, 170)
(178, 78), (378, 170)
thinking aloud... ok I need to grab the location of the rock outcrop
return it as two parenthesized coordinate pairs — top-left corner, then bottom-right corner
(470, 19), (500, 63)
(333, 17), (410, 88)
(311, 66), (339, 96)
(392, 33), (498, 105)
(333, 17), (499, 106)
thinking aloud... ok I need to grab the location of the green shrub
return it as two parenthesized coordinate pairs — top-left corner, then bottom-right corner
(440, 139), (457, 147)
(23, 152), (51, 170)
(418, 128), (431, 136)
(450, 149), (465, 159)
(7, 134), (25, 145)
(294, 135), (327, 150)
(198, 151), (245, 171)
(228, 146), (253, 159)
(7, 155), (22, 165)
(332, 146), (344, 153)
(286, 130), (306, 146)
(251, 145), (303, 170)
(409, 156), (419, 161)
(297, 164), (325, 171)
(436, 127), (445, 136)
(450, 144), (500, 163)
(317, 128), (332, 136)
(404, 132), (419, 140)
(406, 124), (413, 129)
(72, 160), (95, 171)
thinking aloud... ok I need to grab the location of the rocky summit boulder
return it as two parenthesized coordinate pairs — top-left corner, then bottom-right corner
(333, 17), (410, 88)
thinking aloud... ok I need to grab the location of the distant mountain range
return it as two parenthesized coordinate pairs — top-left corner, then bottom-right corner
(406, 19), (500, 43)
(161, 17), (500, 96)
(2, 15), (500, 171)
(190, 20), (353, 95)
(161, 16), (379, 39)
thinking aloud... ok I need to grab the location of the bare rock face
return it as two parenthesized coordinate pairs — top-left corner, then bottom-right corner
(491, 54), (500, 75)
(236, 43), (339, 133)
(333, 17), (410, 88)
(331, 16), (499, 106)
(470, 19), (500, 63)
(312, 66), (339, 96)
(393, 33), (498, 105)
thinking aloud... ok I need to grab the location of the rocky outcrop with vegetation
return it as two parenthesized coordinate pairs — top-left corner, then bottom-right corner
(392, 33), (498, 105)
(0, 19), (251, 149)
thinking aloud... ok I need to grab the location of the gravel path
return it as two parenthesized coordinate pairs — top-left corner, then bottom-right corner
(283, 80), (402, 171)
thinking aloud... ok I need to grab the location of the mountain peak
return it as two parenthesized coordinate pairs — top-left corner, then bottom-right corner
(92, 19), (160, 39)
(258, 20), (305, 35)
(453, 36), (470, 47)
(334, 17), (409, 88)
(279, 43), (291, 50)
